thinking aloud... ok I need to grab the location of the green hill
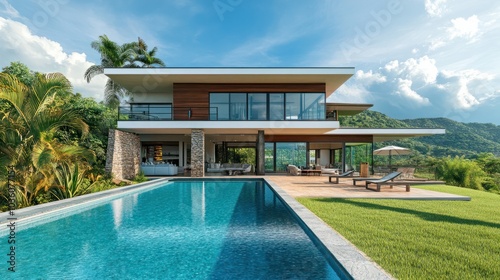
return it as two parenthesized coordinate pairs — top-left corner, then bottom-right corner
(339, 111), (500, 157)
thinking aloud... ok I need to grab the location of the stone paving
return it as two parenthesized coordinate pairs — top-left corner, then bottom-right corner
(264, 174), (470, 200)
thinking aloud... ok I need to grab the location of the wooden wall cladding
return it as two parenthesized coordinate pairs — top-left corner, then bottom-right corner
(173, 83), (326, 120)
(173, 84), (210, 120)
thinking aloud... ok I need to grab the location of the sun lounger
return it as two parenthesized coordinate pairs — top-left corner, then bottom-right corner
(366, 179), (446, 192)
(328, 170), (354, 184)
(352, 171), (401, 186)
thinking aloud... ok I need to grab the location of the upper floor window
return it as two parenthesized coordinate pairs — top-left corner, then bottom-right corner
(209, 92), (325, 120)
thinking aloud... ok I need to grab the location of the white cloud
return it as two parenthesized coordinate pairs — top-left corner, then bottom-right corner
(332, 55), (498, 118)
(355, 70), (386, 84)
(425, 0), (447, 17)
(385, 56), (438, 85)
(0, 17), (105, 100)
(395, 78), (430, 105)
(447, 15), (480, 40)
(428, 15), (482, 51)
(440, 69), (496, 108)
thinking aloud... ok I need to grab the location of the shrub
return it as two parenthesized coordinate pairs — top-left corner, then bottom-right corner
(36, 193), (55, 204)
(435, 156), (486, 190)
(133, 171), (148, 183)
(482, 174), (500, 193)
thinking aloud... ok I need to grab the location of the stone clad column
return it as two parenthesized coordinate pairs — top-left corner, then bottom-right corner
(105, 129), (141, 180)
(191, 129), (205, 177)
(256, 130), (265, 175)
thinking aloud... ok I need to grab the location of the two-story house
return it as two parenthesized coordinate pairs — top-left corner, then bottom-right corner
(103, 67), (444, 179)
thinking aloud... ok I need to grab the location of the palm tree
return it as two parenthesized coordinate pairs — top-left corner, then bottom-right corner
(84, 35), (138, 108)
(135, 37), (166, 67)
(0, 73), (93, 207)
(84, 35), (165, 107)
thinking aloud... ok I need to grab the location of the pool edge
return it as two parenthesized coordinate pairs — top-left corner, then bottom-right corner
(263, 176), (394, 280)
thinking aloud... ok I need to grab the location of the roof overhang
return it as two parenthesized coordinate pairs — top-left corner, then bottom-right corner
(326, 128), (446, 142)
(326, 103), (373, 116)
(104, 67), (355, 97)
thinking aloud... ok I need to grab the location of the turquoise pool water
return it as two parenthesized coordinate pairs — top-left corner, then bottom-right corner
(1, 179), (348, 279)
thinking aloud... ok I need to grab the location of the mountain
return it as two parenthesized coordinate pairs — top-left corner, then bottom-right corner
(339, 111), (500, 157)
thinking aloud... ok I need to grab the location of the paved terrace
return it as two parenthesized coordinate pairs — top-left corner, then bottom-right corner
(261, 174), (470, 200)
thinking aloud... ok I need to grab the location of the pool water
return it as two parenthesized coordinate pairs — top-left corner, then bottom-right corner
(2, 179), (347, 279)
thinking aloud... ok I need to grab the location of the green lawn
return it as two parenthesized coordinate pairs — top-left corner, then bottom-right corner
(297, 186), (500, 280)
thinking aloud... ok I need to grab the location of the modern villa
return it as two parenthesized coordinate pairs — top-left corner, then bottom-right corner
(104, 67), (445, 179)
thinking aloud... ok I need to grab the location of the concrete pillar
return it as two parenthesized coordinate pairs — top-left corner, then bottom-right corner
(191, 129), (205, 177)
(256, 130), (265, 175)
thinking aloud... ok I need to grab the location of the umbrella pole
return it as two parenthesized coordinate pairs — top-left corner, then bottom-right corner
(389, 150), (392, 170)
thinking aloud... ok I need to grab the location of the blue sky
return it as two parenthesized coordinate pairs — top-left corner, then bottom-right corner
(1, 0), (499, 124)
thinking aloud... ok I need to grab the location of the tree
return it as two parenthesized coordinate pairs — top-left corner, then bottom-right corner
(0, 72), (94, 207)
(54, 93), (116, 170)
(84, 35), (165, 108)
(2, 61), (36, 86)
(135, 37), (166, 67)
(84, 35), (138, 108)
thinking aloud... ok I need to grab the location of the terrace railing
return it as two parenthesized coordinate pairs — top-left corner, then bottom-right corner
(118, 104), (334, 121)
(118, 105), (219, 121)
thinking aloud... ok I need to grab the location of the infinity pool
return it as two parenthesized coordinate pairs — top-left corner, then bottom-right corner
(1, 179), (350, 279)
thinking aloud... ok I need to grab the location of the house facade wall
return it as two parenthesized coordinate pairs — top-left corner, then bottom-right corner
(130, 91), (173, 103)
(105, 129), (141, 180)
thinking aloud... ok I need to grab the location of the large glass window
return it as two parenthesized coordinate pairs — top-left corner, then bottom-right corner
(275, 142), (307, 172)
(269, 93), (285, 120)
(210, 92), (325, 120)
(248, 93), (267, 120)
(265, 142), (275, 172)
(302, 93), (325, 120)
(266, 142), (307, 172)
(285, 93), (300, 120)
(210, 93), (229, 120)
(230, 93), (247, 120)
(285, 93), (325, 120)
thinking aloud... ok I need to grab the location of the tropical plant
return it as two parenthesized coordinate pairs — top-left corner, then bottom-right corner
(84, 35), (138, 108)
(133, 171), (148, 183)
(51, 162), (96, 200)
(84, 35), (165, 107)
(54, 93), (116, 169)
(2, 61), (36, 86)
(135, 37), (166, 67)
(0, 72), (93, 207)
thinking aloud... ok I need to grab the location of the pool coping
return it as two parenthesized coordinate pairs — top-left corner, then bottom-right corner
(264, 176), (394, 280)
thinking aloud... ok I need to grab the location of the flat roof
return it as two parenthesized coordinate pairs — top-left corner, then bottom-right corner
(104, 67), (355, 97)
(326, 128), (446, 142)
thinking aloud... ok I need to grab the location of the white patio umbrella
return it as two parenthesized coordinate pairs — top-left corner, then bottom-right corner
(373, 145), (411, 168)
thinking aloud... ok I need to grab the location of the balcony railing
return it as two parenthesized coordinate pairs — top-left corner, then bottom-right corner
(119, 105), (219, 121)
(118, 104), (332, 121)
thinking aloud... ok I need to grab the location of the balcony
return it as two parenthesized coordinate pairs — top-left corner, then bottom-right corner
(119, 104), (330, 122)
(119, 105), (219, 121)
